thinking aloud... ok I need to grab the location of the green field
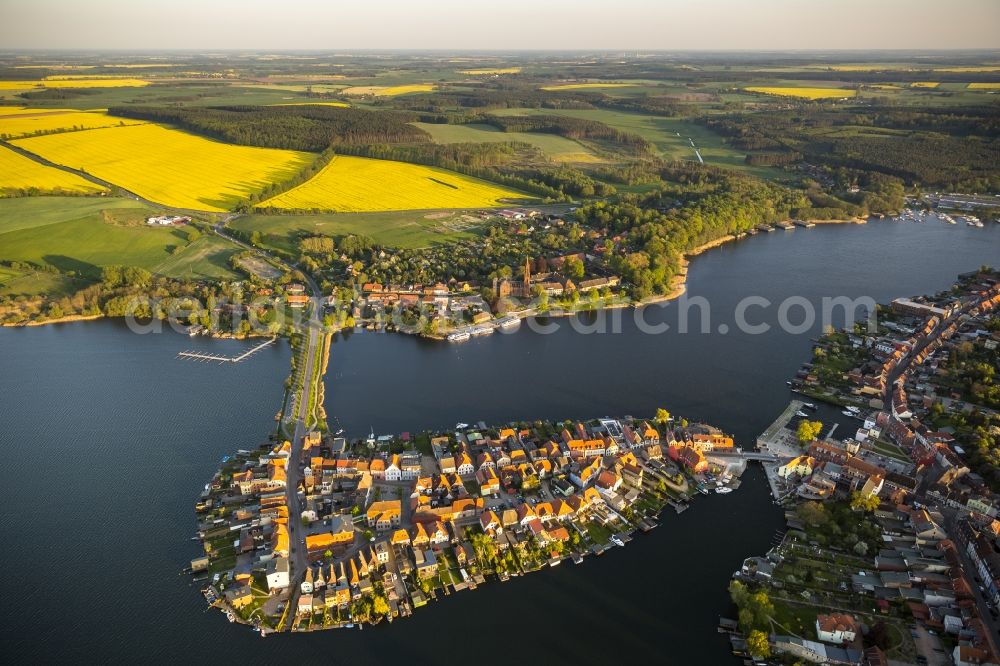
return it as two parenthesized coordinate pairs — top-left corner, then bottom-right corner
(0, 197), (240, 279)
(411, 122), (603, 163)
(0, 264), (83, 297)
(489, 107), (781, 179)
(0, 196), (143, 234)
(231, 209), (486, 251)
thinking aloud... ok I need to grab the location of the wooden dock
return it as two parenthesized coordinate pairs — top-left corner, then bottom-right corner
(177, 337), (276, 364)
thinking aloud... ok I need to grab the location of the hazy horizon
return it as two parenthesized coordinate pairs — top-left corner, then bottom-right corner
(2, 0), (999, 51)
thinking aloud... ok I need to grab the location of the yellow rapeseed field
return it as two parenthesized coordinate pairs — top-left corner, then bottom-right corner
(911, 82), (940, 88)
(938, 67), (1000, 73)
(341, 84), (435, 96)
(745, 86), (856, 99)
(12, 124), (312, 211)
(460, 67), (522, 75)
(259, 155), (525, 212)
(0, 78), (150, 89)
(0, 144), (104, 194)
(269, 101), (350, 107)
(825, 65), (910, 72)
(540, 82), (637, 91)
(0, 109), (143, 139)
(968, 83), (1000, 89)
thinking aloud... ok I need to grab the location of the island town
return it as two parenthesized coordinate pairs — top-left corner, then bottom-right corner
(192, 413), (749, 633)
(720, 269), (1000, 665)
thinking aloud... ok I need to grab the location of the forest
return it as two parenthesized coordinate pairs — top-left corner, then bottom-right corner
(702, 105), (1000, 191)
(108, 105), (429, 152)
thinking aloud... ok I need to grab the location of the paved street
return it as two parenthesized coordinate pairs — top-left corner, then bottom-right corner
(215, 218), (326, 629)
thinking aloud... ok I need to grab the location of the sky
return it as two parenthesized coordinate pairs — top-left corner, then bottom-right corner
(1, 0), (999, 51)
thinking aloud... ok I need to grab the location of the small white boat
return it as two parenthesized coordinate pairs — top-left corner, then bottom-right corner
(842, 410), (856, 417)
(447, 331), (470, 342)
(610, 536), (625, 547)
(795, 410), (808, 417)
(716, 487), (733, 494)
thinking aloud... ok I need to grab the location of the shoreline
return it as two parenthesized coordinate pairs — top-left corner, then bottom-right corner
(2, 313), (106, 327)
(196, 414), (749, 634)
(0, 215), (874, 333)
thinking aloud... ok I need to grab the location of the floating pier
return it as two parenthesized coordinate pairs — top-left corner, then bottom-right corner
(177, 337), (277, 364)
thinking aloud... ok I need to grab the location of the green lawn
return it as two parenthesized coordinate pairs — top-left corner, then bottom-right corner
(585, 520), (612, 544)
(412, 122), (602, 162)
(231, 209), (486, 251)
(0, 197), (240, 279)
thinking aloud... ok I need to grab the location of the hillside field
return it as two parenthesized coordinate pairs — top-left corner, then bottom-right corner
(0, 108), (144, 139)
(0, 197), (239, 279)
(258, 155), (528, 213)
(0, 145), (105, 194)
(231, 209), (486, 250)
(341, 84), (435, 96)
(744, 86), (857, 99)
(488, 107), (781, 179)
(0, 78), (150, 89)
(12, 124), (313, 211)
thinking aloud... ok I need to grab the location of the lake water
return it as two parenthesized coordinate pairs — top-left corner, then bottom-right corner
(0, 218), (996, 664)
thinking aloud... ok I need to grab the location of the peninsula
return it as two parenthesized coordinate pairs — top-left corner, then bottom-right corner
(719, 270), (1000, 664)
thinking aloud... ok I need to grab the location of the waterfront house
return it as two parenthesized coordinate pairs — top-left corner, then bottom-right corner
(677, 447), (708, 474)
(224, 585), (253, 610)
(778, 455), (815, 479)
(416, 549), (439, 579)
